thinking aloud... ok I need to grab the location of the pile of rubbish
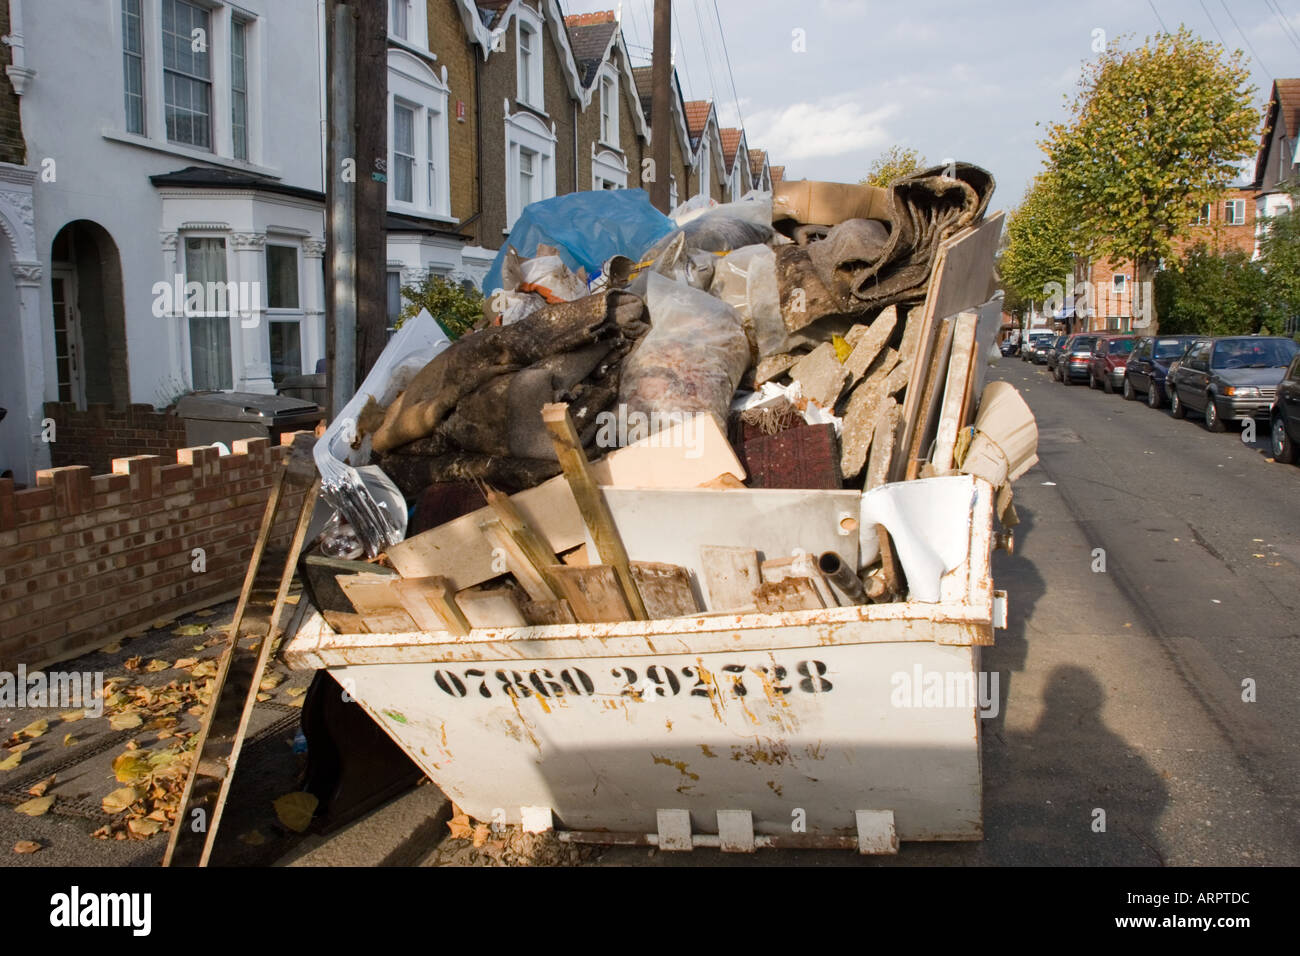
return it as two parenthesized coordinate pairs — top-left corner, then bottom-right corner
(307, 166), (1038, 633)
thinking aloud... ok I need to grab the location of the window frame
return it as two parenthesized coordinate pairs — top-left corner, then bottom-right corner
(122, 0), (146, 135)
(1224, 199), (1245, 226)
(161, 0), (215, 152)
(515, 7), (545, 111)
(392, 99), (417, 205)
(505, 106), (557, 229)
(386, 51), (452, 218)
(599, 69), (618, 148)
(1112, 273), (1127, 293)
(182, 234), (235, 392)
(265, 243), (301, 313)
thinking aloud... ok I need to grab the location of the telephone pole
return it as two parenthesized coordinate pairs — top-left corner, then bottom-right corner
(649, 0), (672, 213)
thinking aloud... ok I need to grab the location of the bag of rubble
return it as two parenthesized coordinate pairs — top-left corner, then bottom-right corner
(619, 272), (750, 435)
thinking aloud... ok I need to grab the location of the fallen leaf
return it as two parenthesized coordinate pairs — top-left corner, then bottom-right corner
(284, 594), (300, 605)
(239, 830), (267, 846)
(190, 661), (218, 678)
(101, 642), (122, 654)
(18, 719), (48, 739)
(145, 659), (171, 673)
(447, 812), (473, 840)
(273, 792), (318, 832)
(256, 693), (271, 702)
(7, 741), (33, 755)
(173, 658), (199, 670)
(62, 734), (76, 747)
(13, 840), (41, 854)
(27, 775), (55, 797)
(127, 816), (162, 837)
(15, 796), (54, 816)
(194, 609), (217, 618)
(108, 712), (142, 731)
(152, 619), (176, 629)
(287, 695), (305, 709)
(472, 823), (490, 847)
(102, 787), (140, 815)
(286, 686), (307, 698)
(0, 751), (22, 771)
(124, 656), (143, 671)
(112, 753), (152, 784)
(259, 672), (284, 691)
(172, 624), (207, 637)
(58, 710), (86, 723)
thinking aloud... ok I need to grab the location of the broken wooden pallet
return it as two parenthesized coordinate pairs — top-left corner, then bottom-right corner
(163, 465), (320, 867)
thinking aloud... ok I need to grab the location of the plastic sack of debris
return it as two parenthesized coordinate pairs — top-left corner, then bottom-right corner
(482, 189), (674, 297)
(517, 255), (590, 302)
(708, 243), (786, 360)
(642, 191), (774, 260)
(633, 232), (718, 290)
(620, 272), (750, 434)
(313, 307), (451, 555)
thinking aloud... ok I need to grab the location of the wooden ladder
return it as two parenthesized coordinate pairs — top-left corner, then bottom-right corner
(163, 464), (320, 867)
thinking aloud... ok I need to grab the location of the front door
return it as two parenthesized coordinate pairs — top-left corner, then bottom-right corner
(50, 267), (86, 409)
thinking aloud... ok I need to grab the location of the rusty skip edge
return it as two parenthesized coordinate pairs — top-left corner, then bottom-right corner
(282, 478), (999, 669)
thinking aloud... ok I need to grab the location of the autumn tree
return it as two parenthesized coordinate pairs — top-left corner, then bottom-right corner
(1042, 28), (1259, 333)
(862, 145), (927, 188)
(998, 173), (1079, 318)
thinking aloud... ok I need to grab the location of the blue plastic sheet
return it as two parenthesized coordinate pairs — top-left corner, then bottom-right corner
(482, 189), (674, 295)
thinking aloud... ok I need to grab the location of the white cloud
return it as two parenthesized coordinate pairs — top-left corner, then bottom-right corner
(744, 99), (899, 161)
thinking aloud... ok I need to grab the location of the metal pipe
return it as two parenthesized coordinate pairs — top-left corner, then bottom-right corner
(818, 551), (868, 605)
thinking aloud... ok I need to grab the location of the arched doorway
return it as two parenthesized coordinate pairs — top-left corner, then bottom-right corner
(49, 220), (129, 409)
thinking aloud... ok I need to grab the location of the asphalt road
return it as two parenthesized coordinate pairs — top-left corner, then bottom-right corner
(579, 356), (1300, 866)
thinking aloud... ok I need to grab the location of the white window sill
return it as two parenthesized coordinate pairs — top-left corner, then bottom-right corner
(389, 35), (437, 62)
(102, 129), (282, 179)
(387, 203), (457, 225)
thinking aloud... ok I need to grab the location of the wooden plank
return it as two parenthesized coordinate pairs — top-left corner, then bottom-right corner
(391, 576), (471, 635)
(889, 213), (1004, 483)
(754, 578), (823, 612)
(549, 565), (633, 623)
(930, 311), (979, 474)
(700, 545), (762, 611)
(455, 589), (528, 628)
(521, 599), (577, 625)
(387, 475), (582, 589)
(483, 486), (564, 594)
(479, 515), (556, 602)
(543, 402), (647, 620)
(630, 561), (700, 618)
(903, 314), (955, 480)
(339, 573), (419, 632)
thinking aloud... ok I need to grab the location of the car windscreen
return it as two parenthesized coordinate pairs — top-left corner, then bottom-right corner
(1072, 337), (1098, 352)
(1153, 338), (1189, 360)
(1108, 339), (1135, 355)
(1210, 339), (1299, 369)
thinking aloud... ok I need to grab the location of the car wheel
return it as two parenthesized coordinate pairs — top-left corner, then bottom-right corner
(1273, 414), (1298, 464)
(1104, 375), (1115, 394)
(1170, 388), (1186, 418)
(1205, 396), (1226, 432)
(1062, 370), (1073, 386)
(1123, 377), (1135, 401)
(1147, 381), (1162, 408)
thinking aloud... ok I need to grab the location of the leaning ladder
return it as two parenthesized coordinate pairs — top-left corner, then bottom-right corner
(163, 464), (320, 867)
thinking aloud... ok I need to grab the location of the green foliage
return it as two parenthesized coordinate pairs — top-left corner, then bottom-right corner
(398, 273), (484, 339)
(861, 145), (927, 188)
(998, 173), (1077, 307)
(1153, 244), (1277, 336)
(1257, 190), (1300, 330)
(1042, 28), (1259, 329)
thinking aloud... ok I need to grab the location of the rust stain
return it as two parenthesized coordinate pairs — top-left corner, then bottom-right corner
(535, 694), (551, 715)
(652, 754), (700, 781)
(767, 780), (784, 797)
(805, 739), (825, 761)
(665, 718), (673, 732)
(730, 737), (795, 767)
(507, 693), (542, 752)
(699, 744), (716, 758)
(694, 658), (725, 723)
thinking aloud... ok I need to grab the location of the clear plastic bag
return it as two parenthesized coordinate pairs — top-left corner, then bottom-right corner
(620, 272), (751, 434)
(708, 243), (785, 360)
(644, 191), (774, 260)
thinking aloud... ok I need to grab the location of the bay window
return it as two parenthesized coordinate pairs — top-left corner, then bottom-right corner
(185, 237), (232, 391)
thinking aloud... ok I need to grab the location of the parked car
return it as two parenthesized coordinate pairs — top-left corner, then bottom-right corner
(1022, 330), (1054, 362)
(1044, 334), (1069, 375)
(1056, 333), (1102, 384)
(1269, 352), (1300, 464)
(1088, 334), (1138, 392)
(1168, 336), (1300, 431)
(1000, 337), (1019, 357)
(1123, 335), (1197, 407)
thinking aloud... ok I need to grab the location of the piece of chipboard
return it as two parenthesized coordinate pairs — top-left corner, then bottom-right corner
(930, 311), (979, 473)
(700, 546), (762, 611)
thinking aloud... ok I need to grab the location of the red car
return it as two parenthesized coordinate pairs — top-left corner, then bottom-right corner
(1088, 334), (1138, 393)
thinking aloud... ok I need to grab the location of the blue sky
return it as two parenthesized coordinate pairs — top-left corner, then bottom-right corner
(561, 0), (1300, 210)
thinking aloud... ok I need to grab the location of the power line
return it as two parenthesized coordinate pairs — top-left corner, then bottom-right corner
(1199, 0), (1230, 48)
(1219, 0), (1274, 76)
(689, 0), (723, 113)
(671, 1), (699, 102)
(1147, 0), (1169, 33)
(1263, 0), (1300, 55)
(710, 0), (744, 131)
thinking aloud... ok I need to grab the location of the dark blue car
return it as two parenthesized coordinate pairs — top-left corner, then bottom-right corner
(1123, 335), (1197, 408)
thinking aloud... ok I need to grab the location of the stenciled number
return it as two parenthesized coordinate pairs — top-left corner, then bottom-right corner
(796, 660), (833, 693)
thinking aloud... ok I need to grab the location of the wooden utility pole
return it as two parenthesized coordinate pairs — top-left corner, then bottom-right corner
(325, 0), (388, 419)
(649, 0), (672, 213)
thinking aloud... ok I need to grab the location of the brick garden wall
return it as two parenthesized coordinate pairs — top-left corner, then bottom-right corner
(0, 436), (309, 671)
(44, 402), (189, 476)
